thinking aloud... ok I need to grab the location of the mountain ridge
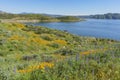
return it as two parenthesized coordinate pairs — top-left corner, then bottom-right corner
(1, 10), (120, 19)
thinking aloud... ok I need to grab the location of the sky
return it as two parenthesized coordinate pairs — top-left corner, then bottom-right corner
(0, 0), (120, 15)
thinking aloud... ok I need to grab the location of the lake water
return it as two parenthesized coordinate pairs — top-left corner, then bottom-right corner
(26, 19), (120, 41)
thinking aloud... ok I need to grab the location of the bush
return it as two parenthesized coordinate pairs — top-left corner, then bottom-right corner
(55, 47), (75, 55)
(22, 54), (38, 61)
(48, 43), (59, 48)
(0, 69), (7, 80)
(40, 35), (53, 41)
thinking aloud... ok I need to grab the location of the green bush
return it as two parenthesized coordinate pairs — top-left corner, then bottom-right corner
(48, 43), (60, 48)
(0, 69), (7, 80)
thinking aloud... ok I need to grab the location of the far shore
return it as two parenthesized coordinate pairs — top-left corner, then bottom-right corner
(0, 19), (85, 23)
(0, 19), (41, 23)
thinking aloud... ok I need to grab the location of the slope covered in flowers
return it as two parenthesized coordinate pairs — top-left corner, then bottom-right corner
(0, 22), (120, 80)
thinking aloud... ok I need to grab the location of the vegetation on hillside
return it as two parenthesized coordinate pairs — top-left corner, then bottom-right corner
(57, 16), (81, 22)
(0, 22), (120, 80)
(0, 13), (59, 22)
(0, 12), (82, 22)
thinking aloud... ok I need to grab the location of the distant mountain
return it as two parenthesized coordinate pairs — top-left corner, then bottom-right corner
(41, 14), (63, 17)
(19, 12), (36, 14)
(0, 10), (7, 14)
(0, 11), (82, 22)
(77, 13), (120, 19)
(76, 15), (90, 19)
(19, 12), (63, 17)
(1, 10), (120, 20)
(90, 13), (120, 19)
(0, 11), (63, 18)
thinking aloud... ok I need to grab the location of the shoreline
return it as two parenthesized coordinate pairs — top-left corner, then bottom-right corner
(0, 19), (41, 23)
(0, 19), (84, 23)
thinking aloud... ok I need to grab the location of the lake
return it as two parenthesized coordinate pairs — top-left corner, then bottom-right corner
(25, 19), (120, 41)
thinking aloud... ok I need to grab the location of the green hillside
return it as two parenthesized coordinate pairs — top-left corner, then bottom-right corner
(57, 16), (82, 22)
(0, 22), (120, 80)
(0, 13), (82, 22)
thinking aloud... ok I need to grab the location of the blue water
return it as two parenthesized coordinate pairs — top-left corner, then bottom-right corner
(26, 19), (120, 41)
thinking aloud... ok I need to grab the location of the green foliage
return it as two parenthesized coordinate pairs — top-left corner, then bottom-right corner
(0, 22), (120, 80)
(48, 43), (60, 48)
(0, 13), (16, 19)
(40, 34), (53, 41)
(55, 47), (75, 55)
(0, 13), (84, 22)
(12, 51), (120, 80)
(0, 69), (7, 80)
(57, 16), (80, 22)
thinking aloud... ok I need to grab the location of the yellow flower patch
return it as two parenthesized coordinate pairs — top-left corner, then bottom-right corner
(54, 39), (67, 45)
(17, 62), (54, 73)
(8, 35), (25, 41)
(80, 48), (107, 55)
(29, 37), (50, 45)
(12, 23), (25, 29)
(81, 50), (96, 55)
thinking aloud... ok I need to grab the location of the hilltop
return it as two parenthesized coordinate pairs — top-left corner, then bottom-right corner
(0, 11), (82, 22)
(1, 10), (120, 22)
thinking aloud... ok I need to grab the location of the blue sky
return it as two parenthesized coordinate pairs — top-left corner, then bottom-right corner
(0, 0), (120, 15)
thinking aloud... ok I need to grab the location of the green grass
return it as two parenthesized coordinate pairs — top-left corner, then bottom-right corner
(0, 22), (120, 80)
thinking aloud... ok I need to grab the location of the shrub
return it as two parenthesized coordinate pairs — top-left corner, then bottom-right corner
(22, 54), (38, 61)
(0, 69), (7, 80)
(55, 47), (75, 55)
(48, 43), (59, 48)
(40, 35), (53, 41)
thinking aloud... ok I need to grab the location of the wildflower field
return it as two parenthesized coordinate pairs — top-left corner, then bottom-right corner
(0, 22), (120, 80)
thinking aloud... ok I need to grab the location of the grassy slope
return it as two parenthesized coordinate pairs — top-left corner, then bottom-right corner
(0, 13), (82, 22)
(0, 22), (120, 80)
